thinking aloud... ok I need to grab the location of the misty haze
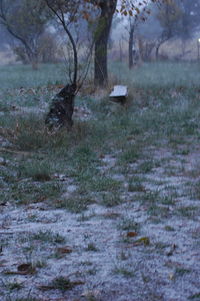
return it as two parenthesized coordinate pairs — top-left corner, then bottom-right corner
(0, 1), (200, 301)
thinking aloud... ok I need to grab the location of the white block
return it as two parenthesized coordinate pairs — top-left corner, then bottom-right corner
(109, 85), (128, 98)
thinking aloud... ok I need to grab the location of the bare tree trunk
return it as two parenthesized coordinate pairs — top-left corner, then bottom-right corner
(156, 38), (169, 60)
(94, 1), (117, 86)
(31, 61), (38, 70)
(119, 39), (123, 62)
(30, 53), (39, 70)
(155, 42), (162, 60)
(129, 25), (134, 69)
(181, 39), (186, 58)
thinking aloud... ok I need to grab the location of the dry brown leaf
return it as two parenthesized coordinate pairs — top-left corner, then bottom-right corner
(17, 263), (36, 275)
(56, 247), (73, 254)
(127, 231), (138, 238)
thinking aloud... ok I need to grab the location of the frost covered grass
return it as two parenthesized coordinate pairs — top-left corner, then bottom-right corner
(111, 61), (200, 88)
(1, 62), (200, 205)
(0, 63), (66, 91)
(1, 61), (200, 300)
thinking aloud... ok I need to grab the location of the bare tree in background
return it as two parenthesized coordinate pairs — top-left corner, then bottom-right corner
(155, 0), (182, 60)
(176, 0), (200, 58)
(0, 0), (51, 69)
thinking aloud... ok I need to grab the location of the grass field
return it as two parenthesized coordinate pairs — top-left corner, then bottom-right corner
(0, 62), (200, 301)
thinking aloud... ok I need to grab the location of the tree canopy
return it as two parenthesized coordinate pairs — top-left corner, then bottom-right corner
(0, 0), (51, 67)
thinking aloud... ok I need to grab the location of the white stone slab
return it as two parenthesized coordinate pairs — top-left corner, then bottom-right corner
(109, 85), (128, 98)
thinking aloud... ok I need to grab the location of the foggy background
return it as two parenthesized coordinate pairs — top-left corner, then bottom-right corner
(0, 0), (200, 66)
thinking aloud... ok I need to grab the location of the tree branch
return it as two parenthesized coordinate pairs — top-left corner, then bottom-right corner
(0, 2), (33, 56)
(45, 0), (78, 85)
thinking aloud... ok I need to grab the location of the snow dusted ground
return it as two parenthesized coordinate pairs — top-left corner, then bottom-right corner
(1, 69), (200, 300)
(0, 146), (200, 301)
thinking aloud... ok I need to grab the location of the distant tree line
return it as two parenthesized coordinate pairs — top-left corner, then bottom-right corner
(1, 0), (199, 84)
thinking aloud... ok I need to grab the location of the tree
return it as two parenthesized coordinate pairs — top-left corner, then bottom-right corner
(0, 0), (50, 69)
(92, 0), (117, 86)
(128, 18), (137, 68)
(43, 0), (166, 131)
(44, 0), (164, 87)
(43, 0), (166, 130)
(127, 10), (146, 68)
(180, 0), (200, 40)
(44, 0), (96, 129)
(155, 0), (200, 59)
(176, 0), (200, 57)
(91, 0), (160, 84)
(156, 0), (182, 59)
(44, 0), (81, 129)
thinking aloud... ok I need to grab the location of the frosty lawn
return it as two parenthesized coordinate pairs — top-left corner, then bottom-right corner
(0, 62), (200, 301)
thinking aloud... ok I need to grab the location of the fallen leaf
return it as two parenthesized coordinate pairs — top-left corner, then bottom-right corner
(133, 237), (150, 246)
(127, 231), (138, 238)
(103, 212), (121, 219)
(56, 247), (73, 254)
(17, 263), (36, 275)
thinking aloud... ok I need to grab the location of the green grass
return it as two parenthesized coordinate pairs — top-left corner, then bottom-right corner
(189, 293), (200, 300)
(137, 160), (158, 173)
(31, 230), (65, 244)
(164, 225), (175, 232)
(174, 267), (191, 277)
(128, 181), (145, 192)
(176, 206), (199, 219)
(113, 266), (135, 278)
(1, 61), (200, 213)
(85, 243), (99, 252)
(118, 217), (140, 232)
(11, 298), (38, 301)
(42, 276), (74, 291)
(119, 145), (140, 164)
(101, 192), (122, 207)
(110, 61), (200, 88)
(1, 61), (200, 92)
(154, 242), (169, 254)
(6, 281), (24, 291)
(18, 159), (53, 181)
(8, 181), (61, 205)
(191, 180), (200, 199)
(0, 60), (200, 301)
(0, 63), (66, 91)
(55, 196), (93, 213)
